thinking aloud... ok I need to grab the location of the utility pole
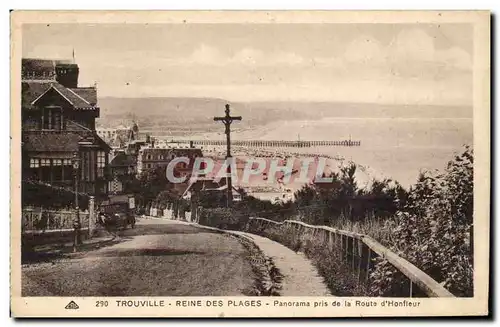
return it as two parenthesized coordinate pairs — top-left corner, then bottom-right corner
(214, 104), (242, 207)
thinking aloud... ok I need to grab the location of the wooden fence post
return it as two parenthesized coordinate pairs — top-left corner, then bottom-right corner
(341, 235), (345, 262)
(351, 237), (356, 271)
(248, 217), (455, 298)
(365, 248), (372, 285)
(38, 207), (43, 230)
(88, 196), (95, 238)
(357, 239), (363, 284)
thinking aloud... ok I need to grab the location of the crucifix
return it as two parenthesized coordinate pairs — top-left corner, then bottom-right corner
(214, 104), (242, 207)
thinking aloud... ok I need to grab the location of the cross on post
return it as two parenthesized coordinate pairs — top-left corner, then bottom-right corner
(214, 104), (242, 207)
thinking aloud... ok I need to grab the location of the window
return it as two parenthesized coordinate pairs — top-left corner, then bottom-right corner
(30, 159), (73, 182)
(63, 159), (72, 181)
(40, 159), (51, 181)
(42, 107), (62, 130)
(97, 151), (106, 177)
(147, 155), (152, 160)
(28, 158), (40, 179)
(52, 159), (63, 181)
(29, 158), (40, 168)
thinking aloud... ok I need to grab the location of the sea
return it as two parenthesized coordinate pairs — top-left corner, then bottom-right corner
(190, 116), (473, 190)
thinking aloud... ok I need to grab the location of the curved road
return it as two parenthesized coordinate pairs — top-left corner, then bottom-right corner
(22, 219), (257, 296)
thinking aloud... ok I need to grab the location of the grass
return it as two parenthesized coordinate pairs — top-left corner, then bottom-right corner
(288, 212), (396, 247)
(246, 222), (369, 296)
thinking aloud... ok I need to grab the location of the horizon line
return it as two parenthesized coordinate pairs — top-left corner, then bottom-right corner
(96, 95), (473, 108)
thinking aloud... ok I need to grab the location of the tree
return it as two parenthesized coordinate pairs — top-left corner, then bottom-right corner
(136, 165), (173, 204)
(371, 145), (474, 297)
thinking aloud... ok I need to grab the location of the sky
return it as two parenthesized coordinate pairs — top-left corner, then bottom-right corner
(22, 23), (473, 105)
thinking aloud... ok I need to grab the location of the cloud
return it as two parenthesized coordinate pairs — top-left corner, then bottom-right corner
(344, 28), (472, 72)
(179, 44), (306, 67)
(393, 28), (436, 62)
(435, 46), (472, 70)
(271, 51), (305, 65)
(231, 47), (264, 65)
(344, 35), (386, 64)
(188, 44), (225, 65)
(169, 29), (472, 73)
(82, 30), (471, 75)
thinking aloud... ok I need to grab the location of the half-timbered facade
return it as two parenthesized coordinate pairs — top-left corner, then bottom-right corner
(21, 58), (111, 197)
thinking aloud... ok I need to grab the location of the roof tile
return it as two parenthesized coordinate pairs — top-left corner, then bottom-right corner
(70, 87), (97, 106)
(22, 81), (98, 110)
(23, 132), (85, 152)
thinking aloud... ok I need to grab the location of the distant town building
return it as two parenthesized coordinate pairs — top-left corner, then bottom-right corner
(108, 150), (137, 194)
(96, 121), (140, 148)
(136, 146), (203, 176)
(21, 57), (111, 196)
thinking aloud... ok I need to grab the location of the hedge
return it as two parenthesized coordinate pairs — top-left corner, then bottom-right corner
(22, 179), (89, 210)
(198, 207), (249, 230)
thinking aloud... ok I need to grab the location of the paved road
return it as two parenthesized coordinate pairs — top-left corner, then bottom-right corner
(22, 219), (257, 296)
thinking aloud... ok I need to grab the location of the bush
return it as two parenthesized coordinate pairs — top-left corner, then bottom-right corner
(370, 146), (474, 297)
(22, 179), (89, 210)
(199, 207), (249, 230)
(246, 222), (368, 296)
(241, 145), (473, 297)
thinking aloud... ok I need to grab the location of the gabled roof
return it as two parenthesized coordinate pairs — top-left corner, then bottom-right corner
(22, 132), (89, 152)
(22, 81), (98, 110)
(22, 82), (52, 110)
(22, 124), (111, 153)
(93, 133), (112, 152)
(70, 87), (97, 106)
(110, 152), (136, 167)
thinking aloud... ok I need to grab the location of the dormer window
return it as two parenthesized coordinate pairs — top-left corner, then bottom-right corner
(42, 106), (63, 130)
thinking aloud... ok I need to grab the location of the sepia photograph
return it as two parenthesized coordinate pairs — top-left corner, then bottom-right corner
(10, 10), (490, 317)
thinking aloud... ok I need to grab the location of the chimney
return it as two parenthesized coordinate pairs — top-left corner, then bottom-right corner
(55, 63), (79, 88)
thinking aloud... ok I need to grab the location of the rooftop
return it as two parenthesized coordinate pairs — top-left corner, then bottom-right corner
(22, 58), (76, 81)
(22, 81), (97, 110)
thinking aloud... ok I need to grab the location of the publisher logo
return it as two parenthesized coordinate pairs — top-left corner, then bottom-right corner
(65, 301), (79, 310)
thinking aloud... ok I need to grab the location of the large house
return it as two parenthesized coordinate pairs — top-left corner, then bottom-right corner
(136, 146), (203, 176)
(21, 58), (111, 197)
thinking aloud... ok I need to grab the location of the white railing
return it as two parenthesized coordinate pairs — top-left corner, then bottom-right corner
(247, 217), (455, 298)
(22, 207), (95, 236)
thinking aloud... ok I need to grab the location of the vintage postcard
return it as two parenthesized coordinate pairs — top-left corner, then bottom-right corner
(10, 10), (490, 318)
